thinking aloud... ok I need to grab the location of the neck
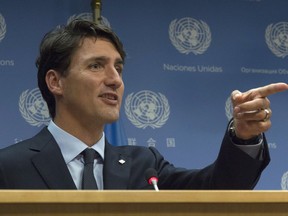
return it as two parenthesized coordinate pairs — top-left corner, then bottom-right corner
(53, 116), (104, 147)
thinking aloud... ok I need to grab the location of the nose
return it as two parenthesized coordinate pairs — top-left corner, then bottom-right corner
(104, 66), (123, 90)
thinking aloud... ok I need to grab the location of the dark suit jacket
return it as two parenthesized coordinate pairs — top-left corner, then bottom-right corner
(0, 127), (270, 189)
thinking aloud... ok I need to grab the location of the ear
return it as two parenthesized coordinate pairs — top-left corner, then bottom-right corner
(45, 70), (63, 96)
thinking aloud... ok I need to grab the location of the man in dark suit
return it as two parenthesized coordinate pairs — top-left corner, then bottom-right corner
(0, 19), (287, 190)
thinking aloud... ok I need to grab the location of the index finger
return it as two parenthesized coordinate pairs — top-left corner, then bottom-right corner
(239, 83), (288, 102)
(256, 82), (288, 98)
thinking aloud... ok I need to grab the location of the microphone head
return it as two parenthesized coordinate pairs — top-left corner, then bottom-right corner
(145, 168), (158, 185)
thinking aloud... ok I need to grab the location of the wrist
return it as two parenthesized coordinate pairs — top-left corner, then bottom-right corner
(229, 122), (260, 145)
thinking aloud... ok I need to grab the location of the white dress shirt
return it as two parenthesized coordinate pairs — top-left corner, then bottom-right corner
(47, 121), (104, 189)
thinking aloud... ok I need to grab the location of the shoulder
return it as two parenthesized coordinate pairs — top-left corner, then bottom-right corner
(0, 127), (52, 158)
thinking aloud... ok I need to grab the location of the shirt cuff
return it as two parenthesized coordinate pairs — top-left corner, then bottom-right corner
(228, 120), (264, 159)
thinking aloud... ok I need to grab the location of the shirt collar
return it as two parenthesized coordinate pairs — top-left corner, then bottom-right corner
(47, 120), (105, 164)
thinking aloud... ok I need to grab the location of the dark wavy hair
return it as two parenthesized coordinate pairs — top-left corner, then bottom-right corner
(36, 19), (126, 118)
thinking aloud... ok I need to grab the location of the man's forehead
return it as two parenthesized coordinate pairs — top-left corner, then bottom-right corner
(75, 37), (122, 61)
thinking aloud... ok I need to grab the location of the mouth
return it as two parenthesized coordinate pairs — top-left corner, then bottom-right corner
(99, 93), (119, 105)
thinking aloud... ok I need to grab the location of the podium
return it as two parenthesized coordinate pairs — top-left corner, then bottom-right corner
(0, 190), (288, 215)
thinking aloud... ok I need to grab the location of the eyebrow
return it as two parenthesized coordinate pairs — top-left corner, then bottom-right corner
(87, 56), (124, 65)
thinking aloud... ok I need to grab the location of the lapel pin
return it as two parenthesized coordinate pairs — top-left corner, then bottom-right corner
(118, 159), (125, 164)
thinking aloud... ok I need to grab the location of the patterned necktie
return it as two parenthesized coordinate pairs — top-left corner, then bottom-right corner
(81, 148), (98, 190)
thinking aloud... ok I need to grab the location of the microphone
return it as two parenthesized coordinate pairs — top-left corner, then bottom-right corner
(145, 168), (159, 191)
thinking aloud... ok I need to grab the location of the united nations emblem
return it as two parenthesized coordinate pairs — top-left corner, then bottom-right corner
(125, 90), (170, 129)
(281, 171), (288, 190)
(0, 13), (7, 43)
(265, 22), (288, 58)
(19, 88), (51, 127)
(67, 12), (110, 27)
(169, 17), (211, 55)
(225, 96), (233, 121)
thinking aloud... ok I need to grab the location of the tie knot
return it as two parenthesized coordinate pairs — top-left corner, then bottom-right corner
(82, 148), (98, 165)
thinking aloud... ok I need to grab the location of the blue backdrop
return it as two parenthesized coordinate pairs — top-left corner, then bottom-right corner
(1, 0), (288, 189)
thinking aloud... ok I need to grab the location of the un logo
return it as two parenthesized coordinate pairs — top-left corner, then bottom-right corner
(225, 96), (233, 121)
(125, 90), (170, 129)
(169, 17), (211, 55)
(19, 88), (51, 127)
(67, 12), (110, 27)
(265, 22), (288, 58)
(281, 171), (288, 190)
(0, 13), (7, 43)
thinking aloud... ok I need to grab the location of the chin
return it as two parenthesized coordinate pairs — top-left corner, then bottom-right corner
(101, 110), (120, 123)
(106, 116), (119, 123)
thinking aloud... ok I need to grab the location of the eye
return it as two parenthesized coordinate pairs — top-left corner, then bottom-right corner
(115, 64), (123, 75)
(116, 67), (122, 75)
(89, 63), (103, 72)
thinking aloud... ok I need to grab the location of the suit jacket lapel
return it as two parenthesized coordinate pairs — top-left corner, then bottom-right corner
(103, 142), (131, 189)
(29, 128), (76, 189)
